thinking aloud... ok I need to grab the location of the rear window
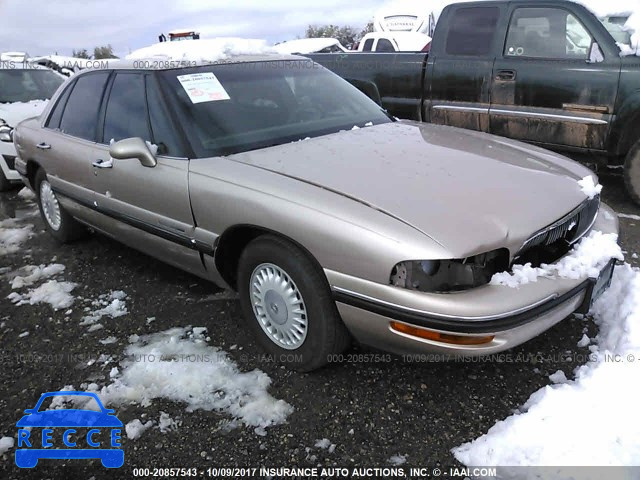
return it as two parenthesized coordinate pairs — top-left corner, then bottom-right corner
(445, 7), (500, 56)
(0, 69), (64, 103)
(376, 38), (396, 52)
(160, 60), (392, 158)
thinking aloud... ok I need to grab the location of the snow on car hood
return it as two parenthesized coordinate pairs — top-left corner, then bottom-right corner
(0, 100), (47, 127)
(229, 121), (594, 258)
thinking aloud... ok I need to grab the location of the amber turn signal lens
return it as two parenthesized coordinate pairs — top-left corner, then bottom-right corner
(389, 321), (494, 346)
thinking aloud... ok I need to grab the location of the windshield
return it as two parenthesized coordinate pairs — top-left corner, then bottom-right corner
(0, 69), (64, 103)
(160, 60), (393, 158)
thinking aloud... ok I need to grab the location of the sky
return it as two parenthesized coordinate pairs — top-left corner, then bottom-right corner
(0, 0), (394, 57)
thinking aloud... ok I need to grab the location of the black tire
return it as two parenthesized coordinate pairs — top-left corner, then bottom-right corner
(35, 168), (85, 243)
(624, 140), (640, 206)
(237, 235), (350, 372)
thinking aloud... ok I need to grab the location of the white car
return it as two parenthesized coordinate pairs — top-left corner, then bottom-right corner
(357, 32), (432, 52)
(0, 63), (64, 190)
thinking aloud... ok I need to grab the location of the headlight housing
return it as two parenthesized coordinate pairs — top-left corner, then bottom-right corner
(390, 249), (509, 293)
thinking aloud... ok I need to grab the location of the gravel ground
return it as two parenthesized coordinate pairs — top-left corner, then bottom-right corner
(0, 171), (638, 480)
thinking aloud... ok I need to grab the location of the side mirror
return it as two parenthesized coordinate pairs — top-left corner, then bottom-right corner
(0, 125), (13, 143)
(109, 137), (157, 168)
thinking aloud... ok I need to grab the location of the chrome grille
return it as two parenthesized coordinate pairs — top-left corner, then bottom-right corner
(517, 195), (600, 256)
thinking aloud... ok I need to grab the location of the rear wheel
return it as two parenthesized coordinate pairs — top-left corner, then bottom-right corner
(624, 140), (640, 206)
(35, 168), (85, 242)
(237, 235), (350, 371)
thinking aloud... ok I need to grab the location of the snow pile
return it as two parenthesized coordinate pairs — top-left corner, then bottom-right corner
(126, 419), (153, 440)
(10, 264), (65, 289)
(0, 218), (33, 256)
(80, 291), (128, 326)
(453, 263), (640, 470)
(491, 230), (623, 288)
(67, 327), (292, 431)
(8, 280), (76, 310)
(0, 436), (14, 455)
(126, 38), (274, 63)
(17, 187), (36, 201)
(577, 175), (602, 199)
(389, 454), (407, 466)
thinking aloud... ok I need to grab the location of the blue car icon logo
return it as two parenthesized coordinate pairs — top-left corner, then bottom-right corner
(16, 391), (124, 468)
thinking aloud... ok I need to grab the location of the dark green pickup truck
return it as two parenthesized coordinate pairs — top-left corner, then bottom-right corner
(308, 0), (640, 204)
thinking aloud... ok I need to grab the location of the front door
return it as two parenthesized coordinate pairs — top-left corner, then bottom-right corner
(426, 5), (502, 132)
(92, 71), (204, 275)
(490, 5), (619, 151)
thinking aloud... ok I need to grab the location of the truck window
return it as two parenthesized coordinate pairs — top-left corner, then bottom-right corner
(504, 8), (593, 59)
(445, 7), (500, 56)
(362, 38), (374, 52)
(376, 38), (395, 52)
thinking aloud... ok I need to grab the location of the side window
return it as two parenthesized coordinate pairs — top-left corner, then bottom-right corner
(505, 8), (593, 59)
(376, 38), (396, 52)
(103, 73), (151, 144)
(445, 7), (500, 56)
(45, 82), (74, 130)
(362, 38), (374, 52)
(145, 76), (184, 156)
(59, 72), (110, 141)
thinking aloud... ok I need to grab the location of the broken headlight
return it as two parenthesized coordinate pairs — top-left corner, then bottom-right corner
(390, 249), (509, 293)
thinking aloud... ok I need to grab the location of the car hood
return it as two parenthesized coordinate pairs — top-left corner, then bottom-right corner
(0, 99), (48, 127)
(16, 410), (122, 427)
(227, 121), (595, 258)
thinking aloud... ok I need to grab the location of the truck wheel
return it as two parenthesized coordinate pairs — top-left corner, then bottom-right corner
(237, 234), (350, 372)
(624, 141), (640, 206)
(35, 168), (85, 243)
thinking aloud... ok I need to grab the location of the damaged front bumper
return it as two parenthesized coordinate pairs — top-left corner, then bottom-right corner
(327, 202), (619, 357)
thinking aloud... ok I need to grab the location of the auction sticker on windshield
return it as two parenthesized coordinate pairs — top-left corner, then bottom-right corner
(177, 72), (230, 103)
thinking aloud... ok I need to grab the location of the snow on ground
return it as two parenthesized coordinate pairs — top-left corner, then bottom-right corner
(126, 38), (273, 63)
(80, 290), (128, 327)
(315, 438), (336, 453)
(126, 419), (154, 440)
(389, 454), (407, 466)
(53, 327), (292, 438)
(8, 279), (76, 311)
(0, 436), (14, 455)
(0, 218), (33, 256)
(454, 263), (640, 471)
(9, 264), (65, 289)
(17, 187), (36, 201)
(491, 230), (623, 288)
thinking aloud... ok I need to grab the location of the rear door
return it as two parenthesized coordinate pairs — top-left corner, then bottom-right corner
(92, 71), (205, 274)
(425, 5), (503, 132)
(489, 5), (618, 151)
(36, 71), (110, 215)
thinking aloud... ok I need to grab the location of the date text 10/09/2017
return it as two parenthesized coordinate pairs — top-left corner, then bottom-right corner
(132, 466), (498, 478)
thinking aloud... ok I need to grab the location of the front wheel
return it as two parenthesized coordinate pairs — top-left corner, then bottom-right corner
(237, 235), (350, 371)
(35, 168), (85, 243)
(624, 140), (640, 206)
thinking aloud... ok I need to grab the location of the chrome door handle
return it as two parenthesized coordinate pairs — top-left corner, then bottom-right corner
(92, 158), (113, 169)
(36, 142), (51, 150)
